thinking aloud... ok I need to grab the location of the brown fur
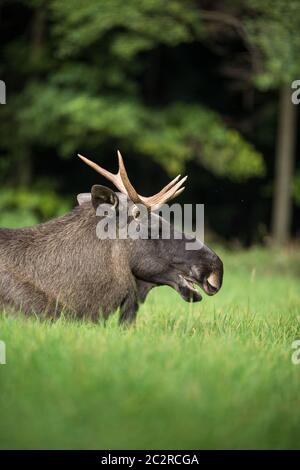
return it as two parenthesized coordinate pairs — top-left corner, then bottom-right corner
(0, 202), (135, 321)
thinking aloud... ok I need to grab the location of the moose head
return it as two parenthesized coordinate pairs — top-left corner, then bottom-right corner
(77, 151), (223, 321)
(0, 151), (223, 324)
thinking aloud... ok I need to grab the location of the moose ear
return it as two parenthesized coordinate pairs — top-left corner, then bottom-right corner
(77, 193), (92, 206)
(91, 185), (119, 211)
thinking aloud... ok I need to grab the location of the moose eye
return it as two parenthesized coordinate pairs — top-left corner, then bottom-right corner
(132, 206), (141, 220)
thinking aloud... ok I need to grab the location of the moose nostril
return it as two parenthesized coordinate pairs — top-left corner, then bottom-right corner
(207, 272), (219, 290)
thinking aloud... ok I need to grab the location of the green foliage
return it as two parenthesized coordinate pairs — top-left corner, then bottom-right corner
(0, 0), (266, 187)
(0, 186), (71, 228)
(15, 82), (264, 178)
(246, 0), (300, 89)
(51, 0), (204, 58)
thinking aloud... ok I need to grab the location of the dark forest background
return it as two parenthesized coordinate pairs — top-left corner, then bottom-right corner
(0, 0), (300, 246)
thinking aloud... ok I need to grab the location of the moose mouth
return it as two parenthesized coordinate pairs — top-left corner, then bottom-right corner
(178, 273), (220, 302)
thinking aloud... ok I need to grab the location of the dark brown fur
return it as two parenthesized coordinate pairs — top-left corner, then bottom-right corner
(0, 203), (135, 320)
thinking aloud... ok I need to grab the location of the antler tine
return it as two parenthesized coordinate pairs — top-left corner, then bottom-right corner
(170, 186), (185, 201)
(151, 187), (186, 212)
(78, 154), (126, 193)
(141, 175), (187, 207)
(117, 151), (142, 204)
(141, 174), (182, 205)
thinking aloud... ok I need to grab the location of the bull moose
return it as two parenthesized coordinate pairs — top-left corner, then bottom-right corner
(0, 152), (223, 324)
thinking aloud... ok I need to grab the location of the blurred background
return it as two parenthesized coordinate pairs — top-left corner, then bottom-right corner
(0, 0), (299, 247)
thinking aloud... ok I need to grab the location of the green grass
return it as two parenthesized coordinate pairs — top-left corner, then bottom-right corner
(0, 247), (300, 449)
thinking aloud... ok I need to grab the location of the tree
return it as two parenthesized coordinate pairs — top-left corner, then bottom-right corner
(244, 0), (300, 245)
(191, 0), (300, 244)
(1, 0), (300, 242)
(0, 0), (264, 185)
(272, 85), (297, 245)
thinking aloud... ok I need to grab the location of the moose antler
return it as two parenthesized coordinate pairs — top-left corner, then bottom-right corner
(78, 151), (187, 211)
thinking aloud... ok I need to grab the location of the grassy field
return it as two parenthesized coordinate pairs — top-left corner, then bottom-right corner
(0, 247), (300, 449)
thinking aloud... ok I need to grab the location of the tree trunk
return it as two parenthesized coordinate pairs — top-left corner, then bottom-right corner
(271, 84), (297, 246)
